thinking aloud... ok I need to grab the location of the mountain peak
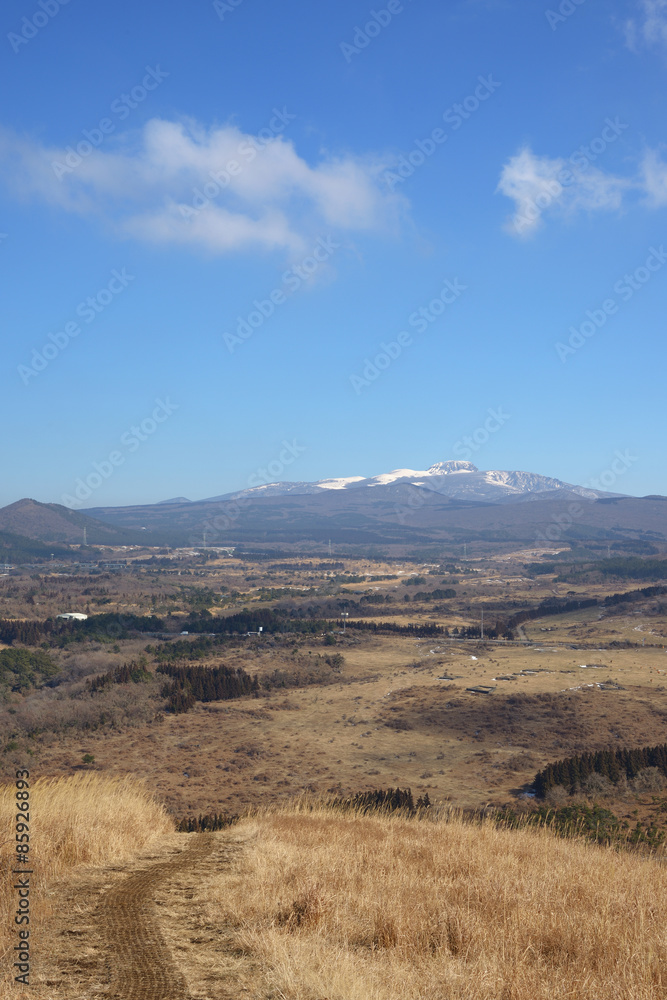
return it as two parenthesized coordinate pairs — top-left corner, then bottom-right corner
(208, 461), (623, 506)
(427, 461), (479, 475)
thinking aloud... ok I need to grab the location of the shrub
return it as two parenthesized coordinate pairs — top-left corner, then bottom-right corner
(580, 772), (616, 798)
(0, 647), (59, 691)
(631, 767), (667, 794)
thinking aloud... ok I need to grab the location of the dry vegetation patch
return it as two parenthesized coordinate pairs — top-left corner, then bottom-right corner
(202, 807), (667, 1000)
(0, 773), (173, 992)
(382, 684), (667, 757)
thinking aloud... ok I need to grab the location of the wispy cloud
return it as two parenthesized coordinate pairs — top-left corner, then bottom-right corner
(625, 0), (667, 51)
(496, 148), (628, 237)
(0, 117), (402, 255)
(640, 148), (667, 206)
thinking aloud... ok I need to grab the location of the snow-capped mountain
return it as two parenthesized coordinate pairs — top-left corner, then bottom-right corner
(202, 462), (613, 505)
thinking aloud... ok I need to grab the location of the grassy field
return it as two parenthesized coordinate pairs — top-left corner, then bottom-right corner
(1, 548), (666, 823)
(177, 804), (667, 999)
(17, 629), (664, 822)
(2, 776), (667, 998)
(0, 773), (173, 995)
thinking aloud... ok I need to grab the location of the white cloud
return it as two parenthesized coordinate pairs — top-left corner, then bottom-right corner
(640, 148), (667, 205)
(0, 118), (402, 255)
(625, 0), (667, 50)
(496, 148), (628, 238)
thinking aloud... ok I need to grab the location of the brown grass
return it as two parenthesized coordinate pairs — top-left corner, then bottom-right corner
(204, 806), (667, 999)
(0, 773), (173, 992)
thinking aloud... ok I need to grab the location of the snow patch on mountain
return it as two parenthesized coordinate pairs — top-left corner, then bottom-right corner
(204, 461), (612, 504)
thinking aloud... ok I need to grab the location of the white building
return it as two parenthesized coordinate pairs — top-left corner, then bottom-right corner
(56, 612), (89, 621)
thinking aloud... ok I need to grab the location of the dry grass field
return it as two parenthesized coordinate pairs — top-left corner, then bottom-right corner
(4, 780), (667, 999)
(22, 631), (667, 818)
(0, 773), (173, 996)
(195, 806), (667, 1000)
(2, 550), (667, 993)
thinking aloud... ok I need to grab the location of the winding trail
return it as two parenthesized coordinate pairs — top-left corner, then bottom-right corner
(102, 833), (215, 1000)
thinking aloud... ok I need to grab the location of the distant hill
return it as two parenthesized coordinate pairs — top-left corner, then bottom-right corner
(0, 499), (181, 547)
(84, 484), (667, 555)
(0, 529), (74, 564)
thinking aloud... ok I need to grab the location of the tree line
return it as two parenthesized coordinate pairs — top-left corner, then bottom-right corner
(88, 660), (153, 693)
(557, 557), (667, 583)
(605, 584), (667, 607)
(533, 744), (667, 797)
(177, 813), (239, 832)
(0, 613), (166, 648)
(505, 597), (598, 633)
(0, 618), (51, 645)
(343, 620), (444, 637)
(157, 664), (260, 713)
(329, 787), (431, 814)
(148, 634), (229, 663)
(184, 608), (329, 635)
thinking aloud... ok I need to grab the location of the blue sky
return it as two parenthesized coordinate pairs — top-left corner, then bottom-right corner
(1, 0), (665, 508)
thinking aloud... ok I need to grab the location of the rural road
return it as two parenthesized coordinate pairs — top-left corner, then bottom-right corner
(103, 833), (215, 1000)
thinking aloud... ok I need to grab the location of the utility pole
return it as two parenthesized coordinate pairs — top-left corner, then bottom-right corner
(464, 542), (467, 561)
(83, 527), (87, 546)
(341, 612), (349, 634)
(481, 607), (484, 640)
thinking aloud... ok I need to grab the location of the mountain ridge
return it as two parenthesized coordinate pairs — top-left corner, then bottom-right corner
(199, 461), (622, 506)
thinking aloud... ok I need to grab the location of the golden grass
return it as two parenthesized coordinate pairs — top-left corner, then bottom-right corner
(0, 773), (173, 992)
(207, 806), (667, 999)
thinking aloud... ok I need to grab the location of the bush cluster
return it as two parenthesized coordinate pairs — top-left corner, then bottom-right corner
(177, 812), (239, 832)
(0, 647), (59, 691)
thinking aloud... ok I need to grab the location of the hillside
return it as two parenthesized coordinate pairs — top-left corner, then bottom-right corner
(0, 499), (184, 548)
(2, 780), (667, 999)
(84, 486), (667, 553)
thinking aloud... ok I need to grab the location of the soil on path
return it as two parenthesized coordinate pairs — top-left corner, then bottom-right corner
(29, 833), (246, 1000)
(103, 833), (215, 1000)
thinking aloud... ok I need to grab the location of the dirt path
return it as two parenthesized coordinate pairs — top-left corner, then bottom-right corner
(31, 833), (247, 1000)
(103, 833), (215, 1000)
